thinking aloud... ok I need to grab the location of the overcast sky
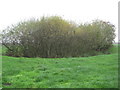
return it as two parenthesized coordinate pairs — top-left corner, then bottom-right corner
(0, 0), (119, 42)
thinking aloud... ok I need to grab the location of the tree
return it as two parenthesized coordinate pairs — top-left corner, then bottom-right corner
(2, 17), (116, 58)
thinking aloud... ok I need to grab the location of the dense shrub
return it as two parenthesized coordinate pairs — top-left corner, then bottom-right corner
(2, 16), (116, 58)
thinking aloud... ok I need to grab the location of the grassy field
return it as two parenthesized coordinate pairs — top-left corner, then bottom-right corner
(1, 45), (118, 88)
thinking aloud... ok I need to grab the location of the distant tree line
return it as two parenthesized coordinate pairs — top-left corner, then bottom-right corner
(2, 16), (116, 58)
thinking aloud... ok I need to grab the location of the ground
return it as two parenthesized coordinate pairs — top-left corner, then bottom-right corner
(1, 44), (119, 88)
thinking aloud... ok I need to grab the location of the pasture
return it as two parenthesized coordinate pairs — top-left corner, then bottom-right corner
(2, 44), (118, 88)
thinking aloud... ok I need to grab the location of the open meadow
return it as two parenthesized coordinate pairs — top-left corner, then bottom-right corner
(2, 44), (118, 88)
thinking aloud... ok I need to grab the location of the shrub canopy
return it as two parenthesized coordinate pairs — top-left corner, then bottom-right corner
(2, 16), (116, 57)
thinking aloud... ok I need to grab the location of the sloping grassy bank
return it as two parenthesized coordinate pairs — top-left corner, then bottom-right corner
(2, 45), (118, 88)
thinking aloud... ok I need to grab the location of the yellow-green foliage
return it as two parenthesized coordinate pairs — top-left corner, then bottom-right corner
(2, 16), (116, 58)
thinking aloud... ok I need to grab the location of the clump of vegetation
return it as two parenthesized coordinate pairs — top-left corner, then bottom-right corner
(2, 16), (116, 58)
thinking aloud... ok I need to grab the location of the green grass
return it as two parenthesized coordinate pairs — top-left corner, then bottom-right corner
(2, 45), (118, 88)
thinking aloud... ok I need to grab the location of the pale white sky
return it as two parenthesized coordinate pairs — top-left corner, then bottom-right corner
(0, 0), (119, 42)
